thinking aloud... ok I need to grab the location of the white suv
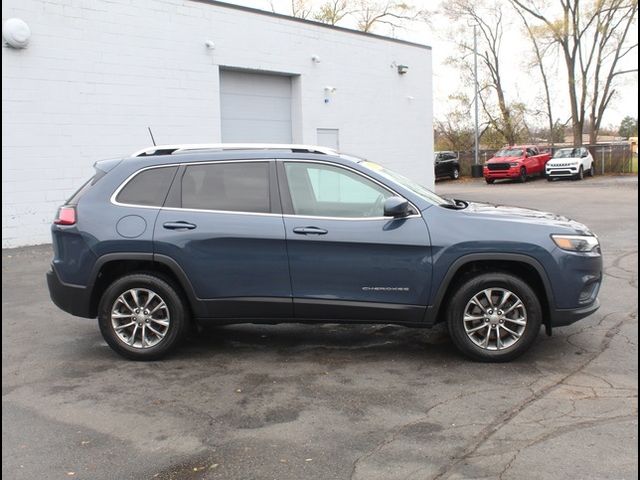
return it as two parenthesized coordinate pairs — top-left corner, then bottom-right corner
(546, 147), (595, 181)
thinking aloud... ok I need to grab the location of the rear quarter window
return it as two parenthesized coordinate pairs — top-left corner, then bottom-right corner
(116, 166), (178, 207)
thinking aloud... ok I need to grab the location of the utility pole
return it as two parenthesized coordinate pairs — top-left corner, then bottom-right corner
(471, 24), (482, 177)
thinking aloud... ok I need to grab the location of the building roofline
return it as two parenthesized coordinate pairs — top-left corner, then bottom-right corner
(190, 0), (432, 51)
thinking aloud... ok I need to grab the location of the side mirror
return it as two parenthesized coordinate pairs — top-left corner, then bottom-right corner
(582, 151), (588, 158)
(384, 196), (410, 218)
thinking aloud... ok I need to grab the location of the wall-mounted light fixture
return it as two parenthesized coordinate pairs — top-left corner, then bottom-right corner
(397, 64), (409, 75)
(324, 86), (336, 104)
(2, 18), (31, 49)
(311, 54), (321, 63)
(204, 40), (216, 50)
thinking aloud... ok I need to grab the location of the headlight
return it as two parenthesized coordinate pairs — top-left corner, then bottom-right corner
(552, 234), (600, 252)
(509, 162), (519, 167)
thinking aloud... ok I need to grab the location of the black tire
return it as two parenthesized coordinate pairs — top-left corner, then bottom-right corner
(547, 176), (554, 182)
(588, 163), (595, 177)
(485, 178), (495, 184)
(98, 273), (188, 360)
(446, 272), (542, 362)
(575, 166), (584, 180)
(451, 168), (460, 180)
(518, 167), (527, 183)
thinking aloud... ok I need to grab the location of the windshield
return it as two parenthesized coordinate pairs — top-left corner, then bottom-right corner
(553, 148), (580, 159)
(343, 155), (450, 206)
(495, 148), (523, 157)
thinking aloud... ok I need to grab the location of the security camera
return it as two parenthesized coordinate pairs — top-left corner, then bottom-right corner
(204, 40), (215, 49)
(311, 54), (321, 63)
(3, 18), (31, 49)
(324, 86), (337, 93)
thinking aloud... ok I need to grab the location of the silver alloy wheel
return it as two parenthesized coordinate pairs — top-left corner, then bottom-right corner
(462, 288), (527, 351)
(453, 168), (459, 179)
(111, 288), (170, 349)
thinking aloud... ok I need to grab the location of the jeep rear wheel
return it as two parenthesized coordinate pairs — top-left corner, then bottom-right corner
(98, 273), (187, 360)
(447, 272), (542, 362)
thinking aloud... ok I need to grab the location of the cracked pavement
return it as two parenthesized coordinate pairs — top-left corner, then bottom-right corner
(2, 175), (637, 479)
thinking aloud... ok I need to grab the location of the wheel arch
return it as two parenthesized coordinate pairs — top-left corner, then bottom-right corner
(425, 253), (554, 334)
(87, 253), (202, 318)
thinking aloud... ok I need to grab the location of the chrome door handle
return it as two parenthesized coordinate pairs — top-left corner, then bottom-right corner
(163, 221), (197, 230)
(293, 226), (328, 235)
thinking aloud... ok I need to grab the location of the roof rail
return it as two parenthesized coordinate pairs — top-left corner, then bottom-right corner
(131, 143), (337, 157)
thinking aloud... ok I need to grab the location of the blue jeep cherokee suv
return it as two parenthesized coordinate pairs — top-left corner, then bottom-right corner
(47, 144), (602, 362)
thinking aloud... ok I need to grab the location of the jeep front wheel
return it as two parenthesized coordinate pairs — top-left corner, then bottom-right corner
(447, 272), (542, 362)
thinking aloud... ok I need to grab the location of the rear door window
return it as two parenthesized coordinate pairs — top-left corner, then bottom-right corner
(181, 162), (270, 213)
(116, 166), (178, 207)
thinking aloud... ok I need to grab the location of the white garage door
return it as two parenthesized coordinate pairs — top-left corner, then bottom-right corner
(220, 70), (292, 143)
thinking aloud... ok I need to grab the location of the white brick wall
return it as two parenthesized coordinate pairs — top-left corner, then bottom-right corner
(2, 0), (433, 247)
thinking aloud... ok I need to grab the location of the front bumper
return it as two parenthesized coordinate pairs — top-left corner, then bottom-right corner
(483, 166), (521, 179)
(546, 165), (580, 177)
(546, 247), (602, 330)
(47, 268), (94, 318)
(550, 298), (600, 327)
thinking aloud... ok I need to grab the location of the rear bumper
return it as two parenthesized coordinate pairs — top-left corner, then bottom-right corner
(46, 268), (94, 318)
(550, 298), (600, 327)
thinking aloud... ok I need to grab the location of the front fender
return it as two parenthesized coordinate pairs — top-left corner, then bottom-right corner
(423, 251), (555, 326)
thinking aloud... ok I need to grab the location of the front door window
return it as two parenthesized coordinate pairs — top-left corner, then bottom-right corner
(284, 162), (392, 218)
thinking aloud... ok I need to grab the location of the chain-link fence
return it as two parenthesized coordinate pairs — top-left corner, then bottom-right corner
(452, 144), (637, 177)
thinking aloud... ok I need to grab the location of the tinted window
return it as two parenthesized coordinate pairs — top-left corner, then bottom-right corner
(181, 162), (270, 213)
(285, 162), (392, 217)
(116, 166), (177, 206)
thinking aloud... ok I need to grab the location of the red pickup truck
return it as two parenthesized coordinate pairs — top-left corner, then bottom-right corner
(483, 145), (551, 184)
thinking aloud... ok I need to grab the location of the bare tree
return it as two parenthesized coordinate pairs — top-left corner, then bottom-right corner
(355, 0), (426, 33)
(512, 0), (638, 145)
(314, 0), (353, 25)
(444, 0), (524, 145)
(435, 94), (476, 151)
(587, 0), (638, 144)
(512, 3), (557, 147)
(270, 0), (315, 19)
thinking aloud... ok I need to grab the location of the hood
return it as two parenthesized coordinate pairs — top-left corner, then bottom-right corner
(486, 156), (523, 164)
(461, 201), (593, 235)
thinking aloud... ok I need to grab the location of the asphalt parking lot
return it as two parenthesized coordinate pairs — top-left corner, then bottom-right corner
(2, 175), (638, 480)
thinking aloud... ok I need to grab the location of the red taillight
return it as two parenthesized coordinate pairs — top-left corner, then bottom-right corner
(54, 206), (76, 225)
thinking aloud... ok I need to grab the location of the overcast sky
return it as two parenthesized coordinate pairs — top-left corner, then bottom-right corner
(221, 0), (638, 129)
